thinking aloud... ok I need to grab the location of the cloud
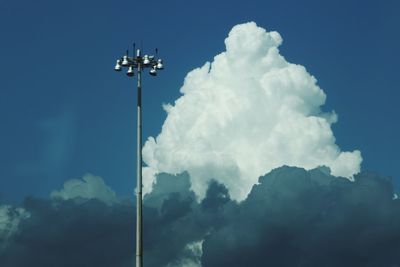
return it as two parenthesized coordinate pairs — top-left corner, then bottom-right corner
(0, 205), (30, 249)
(167, 240), (204, 267)
(142, 22), (362, 201)
(0, 198), (135, 267)
(0, 173), (211, 267)
(1, 168), (399, 267)
(201, 166), (400, 267)
(50, 173), (117, 205)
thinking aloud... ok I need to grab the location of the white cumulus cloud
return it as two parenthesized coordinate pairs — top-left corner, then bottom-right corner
(143, 22), (362, 201)
(51, 173), (117, 205)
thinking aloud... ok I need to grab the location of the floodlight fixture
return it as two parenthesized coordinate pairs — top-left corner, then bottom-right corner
(156, 59), (164, 70)
(122, 54), (130, 66)
(114, 60), (122, 71)
(127, 65), (134, 76)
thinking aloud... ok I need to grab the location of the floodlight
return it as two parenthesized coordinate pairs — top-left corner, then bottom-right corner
(156, 59), (164, 70)
(114, 59), (122, 71)
(143, 55), (150, 65)
(149, 66), (157, 76)
(127, 65), (134, 76)
(122, 55), (130, 66)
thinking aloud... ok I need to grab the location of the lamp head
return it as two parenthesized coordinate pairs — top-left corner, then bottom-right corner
(156, 59), (164, 70)
(127, 65), (134, 77)
(143, 55), (150, 65)
(114, 59), (122, 71)
(122, 55), (130, 67)
(149, 66), (157, 76)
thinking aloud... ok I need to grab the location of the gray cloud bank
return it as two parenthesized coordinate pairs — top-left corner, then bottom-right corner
(1, 167), (400, 267)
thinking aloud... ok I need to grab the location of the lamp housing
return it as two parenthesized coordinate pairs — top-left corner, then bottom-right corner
(143, 55), (150, 65)
(114, 60), (122, 71)
(122, 55), (130, 66)
(156, 59), (164, 70)
(149, 67), (157, 76)
(127, 66), (134, 77)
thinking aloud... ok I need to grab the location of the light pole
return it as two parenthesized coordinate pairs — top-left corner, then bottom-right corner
(114, 45), (164, 267)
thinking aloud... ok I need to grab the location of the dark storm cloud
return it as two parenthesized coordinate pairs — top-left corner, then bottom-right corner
(0, 198), (134, 267)
(1, 167), (400, 267)
(0, 173), (223, 267)
(202, 166), (400, 267)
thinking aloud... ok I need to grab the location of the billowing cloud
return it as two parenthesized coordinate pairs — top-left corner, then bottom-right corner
(50, 173), (117, 205)
(1, 168), (399, 267)
(0, 173), (210, 267)
(143, 22), (362, 201)
(201, 167), (400, 267)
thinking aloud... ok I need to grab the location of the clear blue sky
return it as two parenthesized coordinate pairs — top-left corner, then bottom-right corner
(1, 0), (399, 203)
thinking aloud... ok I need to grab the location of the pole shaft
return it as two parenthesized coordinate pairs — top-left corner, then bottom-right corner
(136, 62), (143, 267)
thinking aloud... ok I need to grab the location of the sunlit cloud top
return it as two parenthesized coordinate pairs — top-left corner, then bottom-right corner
(143, 22), (362, 201)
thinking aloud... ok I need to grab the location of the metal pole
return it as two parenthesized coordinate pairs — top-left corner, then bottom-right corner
(114, 47), (163, 267)
(136, 50), (143, 267)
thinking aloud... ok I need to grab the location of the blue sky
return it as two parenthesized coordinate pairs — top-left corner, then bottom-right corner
(0, 0), (399, 203)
